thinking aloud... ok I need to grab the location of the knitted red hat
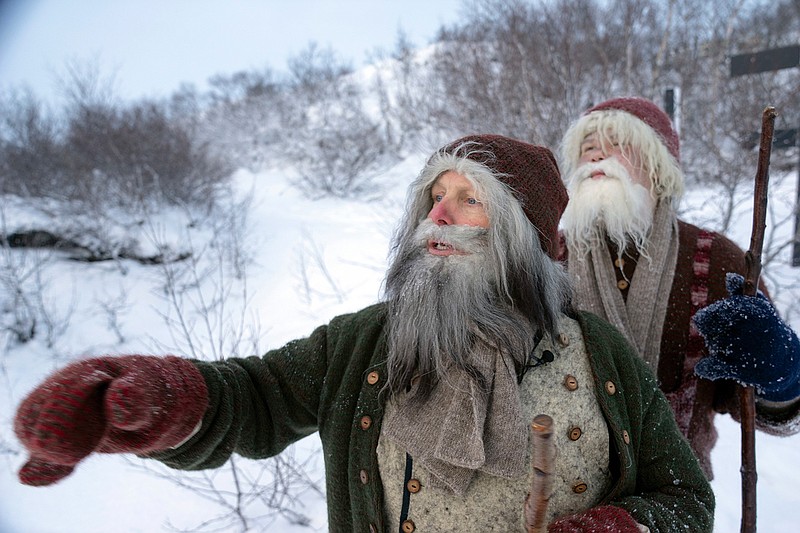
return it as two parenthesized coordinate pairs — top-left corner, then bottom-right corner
(586, 97), (680, 161)
(443, 134), (567, 259)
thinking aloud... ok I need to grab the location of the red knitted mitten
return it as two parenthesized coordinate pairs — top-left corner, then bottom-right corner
(548, 505), (642, 532)
(14, 355), (208, 486)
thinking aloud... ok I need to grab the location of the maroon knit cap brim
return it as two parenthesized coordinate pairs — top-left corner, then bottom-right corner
(443, 134), (567, 259)
(586, 97), (680, 162)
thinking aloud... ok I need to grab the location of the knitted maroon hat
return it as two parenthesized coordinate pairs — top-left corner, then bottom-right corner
(443, 134), (567, 259)
(586, 97), (680, 162)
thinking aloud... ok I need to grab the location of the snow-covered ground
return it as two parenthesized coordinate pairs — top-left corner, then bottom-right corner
(1, 155), (799, 532)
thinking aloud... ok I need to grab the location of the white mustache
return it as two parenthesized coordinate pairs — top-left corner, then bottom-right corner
(570, 159), (632, 186)
(414, 219), (488, 254)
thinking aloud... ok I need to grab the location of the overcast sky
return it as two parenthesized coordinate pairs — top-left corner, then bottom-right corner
(0, 0), (465, 104)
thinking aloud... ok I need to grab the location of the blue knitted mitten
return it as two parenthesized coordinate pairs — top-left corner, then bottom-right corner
(693, 273), (800, 402)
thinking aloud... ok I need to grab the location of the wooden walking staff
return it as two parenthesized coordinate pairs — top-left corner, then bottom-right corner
(524, 414), (555, 533)
(740, 105), (777, 533)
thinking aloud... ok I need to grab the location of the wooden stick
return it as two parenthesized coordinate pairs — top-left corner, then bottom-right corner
(740, 105), (777, 533)
(525, 414), (555, 533)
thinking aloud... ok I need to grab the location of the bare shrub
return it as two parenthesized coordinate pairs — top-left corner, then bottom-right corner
(404, 0), (676, 147)
(1, 63), (236, 266)
(1, 60), (234, 212)
(0, 89), (65, 197)
(62, 98), (233, 209)
(0, 217), (72, 350)
(278, 44), (394, 199)
(199, 69), (286, 171)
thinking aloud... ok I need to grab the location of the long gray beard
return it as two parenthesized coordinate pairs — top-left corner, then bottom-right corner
(384, 220), (533, 398)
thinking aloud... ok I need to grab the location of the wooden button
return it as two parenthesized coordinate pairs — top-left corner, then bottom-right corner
(407, 478), (422, 493)
(564, 374), (578, 391)
(572, 482), (588, 494)
(605, 380), (616, 395)
(614, 257), (625, 268)
(568, 426), (582, 441)
(558, 333), (570, 346)
(359, 469), (369, 484)
(359, 415), (372, 430)
(617, 279), (629, 290)
(367, 371), (380, 385)
(401, 519), (416, 532)
(623, 430), (631, 444)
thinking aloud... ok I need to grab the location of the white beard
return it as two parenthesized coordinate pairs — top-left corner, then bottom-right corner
(561, 158), (655, 256)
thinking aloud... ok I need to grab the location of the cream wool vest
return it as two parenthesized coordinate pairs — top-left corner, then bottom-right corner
(378, 315), (613, 531)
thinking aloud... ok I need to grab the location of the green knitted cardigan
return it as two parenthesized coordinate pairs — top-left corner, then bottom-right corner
(148, 304), (714, 532)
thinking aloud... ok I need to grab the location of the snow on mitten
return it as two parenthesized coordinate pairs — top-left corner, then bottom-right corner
(14, 355), (208, 486)
(548, 505), (643, 532)
(694, 272), (800, 402)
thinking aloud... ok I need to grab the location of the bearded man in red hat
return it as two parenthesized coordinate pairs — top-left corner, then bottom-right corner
(559, 96), (800, 479)
(14, 135), (713, 532)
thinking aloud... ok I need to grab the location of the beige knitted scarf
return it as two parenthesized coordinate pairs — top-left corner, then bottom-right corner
(381, 328), (531, 495)
(567, 200), (679, 370)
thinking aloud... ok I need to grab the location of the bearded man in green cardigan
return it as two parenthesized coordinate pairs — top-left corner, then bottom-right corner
(14, 135), (714, 532)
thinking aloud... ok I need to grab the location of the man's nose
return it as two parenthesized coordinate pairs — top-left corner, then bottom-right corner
(428, 200), (452, 225)
(589, 148), (606, 162)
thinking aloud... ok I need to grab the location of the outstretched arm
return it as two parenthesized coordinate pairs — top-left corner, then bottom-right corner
(148, 323), (332, 470)
(14, 320), (334, 484)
